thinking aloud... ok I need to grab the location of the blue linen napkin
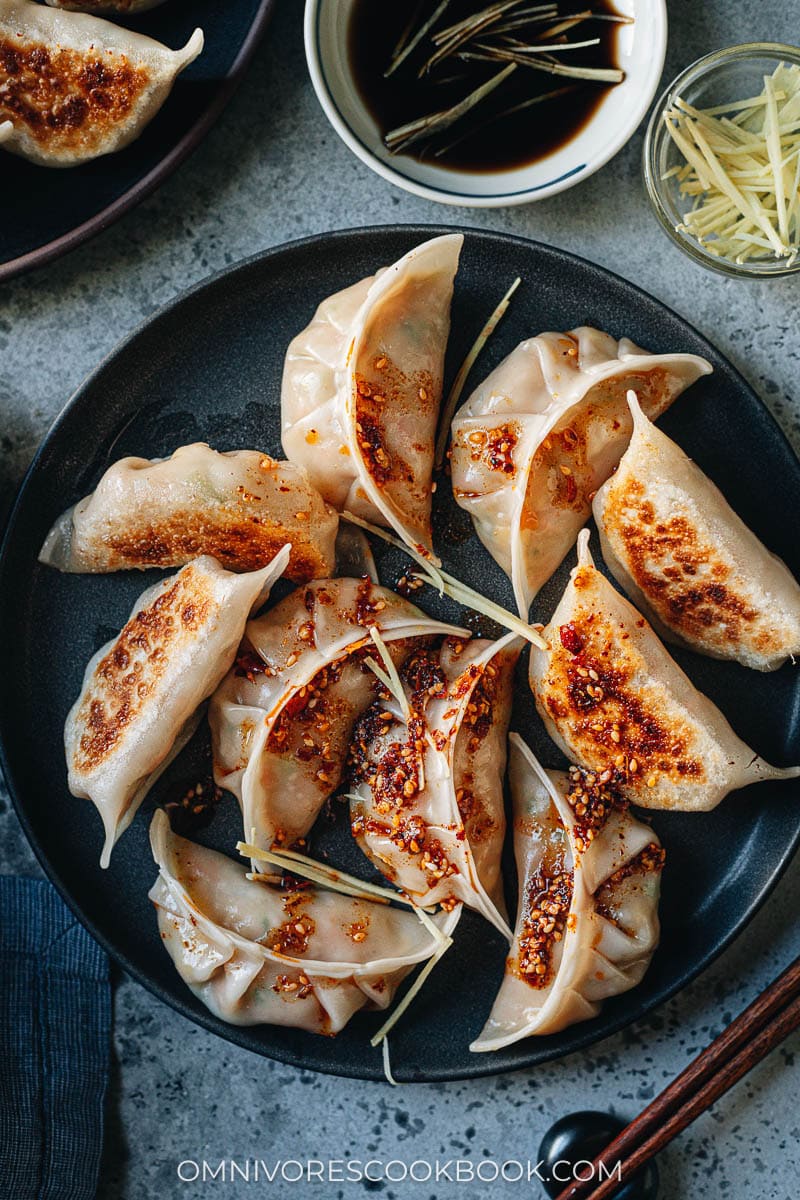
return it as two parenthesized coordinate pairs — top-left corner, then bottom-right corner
(0, 876), (110, 1200)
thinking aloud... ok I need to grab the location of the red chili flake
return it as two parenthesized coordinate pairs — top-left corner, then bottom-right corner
(280, 872), (313, 891)
(234, 648), (268, 678)
(559, 623), (585, 655)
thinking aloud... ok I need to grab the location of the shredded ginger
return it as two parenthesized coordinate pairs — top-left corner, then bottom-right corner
(663, 61), (800, 265)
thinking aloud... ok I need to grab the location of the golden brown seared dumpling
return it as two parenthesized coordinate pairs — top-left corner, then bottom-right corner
(281, 235), (463, 563)
(66, 549), (289, 868)
(594, 393), (800, 672)
(39, 444), (339, 583)
(528, 531), (799, 812)
(450, 327), (711, 616)
(0, 0), (202, 166)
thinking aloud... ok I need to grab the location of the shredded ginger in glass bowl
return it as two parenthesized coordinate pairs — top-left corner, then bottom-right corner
(644, 44), (800, 277)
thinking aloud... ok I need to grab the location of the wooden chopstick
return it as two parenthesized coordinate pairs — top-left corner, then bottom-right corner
(553, 954), (800, 1200)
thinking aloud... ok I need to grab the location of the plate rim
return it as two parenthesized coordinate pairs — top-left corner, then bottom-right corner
(0, 0), (278, 285)
(2, 221), (799, 1082)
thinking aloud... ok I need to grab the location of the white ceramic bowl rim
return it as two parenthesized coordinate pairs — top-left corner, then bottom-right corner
(304, 0), (668, 208)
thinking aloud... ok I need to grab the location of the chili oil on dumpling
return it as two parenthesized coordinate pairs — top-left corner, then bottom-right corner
(594, 392), (800, 671)
(66, 548), (289, 868)
(450, 326), (712, 615)
(0, 0), (202, 166)
(149, 810), (460, 1036)
(39, 444), (338, 582)
(209, 577), (468, 870)
(281, 234), (463, 563)
(349, 633), (521, 941)
(472, 736), (663, 1051)
(528, 531), (799, 811)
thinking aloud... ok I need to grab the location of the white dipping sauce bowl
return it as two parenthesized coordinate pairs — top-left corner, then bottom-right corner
(305, 0), (668, 208)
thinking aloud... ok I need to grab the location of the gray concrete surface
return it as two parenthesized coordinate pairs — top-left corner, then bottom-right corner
(1, 1), (799, 1196)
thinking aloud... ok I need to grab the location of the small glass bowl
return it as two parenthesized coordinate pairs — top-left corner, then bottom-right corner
(643, 42), (800, 278)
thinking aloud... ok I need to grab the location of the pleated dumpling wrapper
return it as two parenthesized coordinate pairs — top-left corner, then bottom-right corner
(46, 0), (165, 13)
(66, 548), (289, 869)
(528, 531), (799, 811)
(149, 811), (460, 1035)
(39, 444), (338, 582)
(210, 577), (468, 870)
(472, 736), (663, 1051)
(0, 0), (202, 166)
(281, 234), (463, 563)
(450, 326), (712, 616)
(349, 633), (522, 941)
(593, 392), (800, 671)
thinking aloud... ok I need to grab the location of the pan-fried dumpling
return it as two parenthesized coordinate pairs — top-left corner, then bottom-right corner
(0, 120), (11, 143)
(0, 0), (202, 166)
(39, 444), (338, 582)
(528, 531), (799, 811)
(46, 0), (165, 13)
(472, 736), (662, 1051)
(67, 548), (289, 868)
(350, 633), (521, 940)
(450, 327), (712, 615)
(149, 810), (460, 1035)
(210, 577), (467, 869)
(593, 393), (800, 671)
(281, 235), (463, 562)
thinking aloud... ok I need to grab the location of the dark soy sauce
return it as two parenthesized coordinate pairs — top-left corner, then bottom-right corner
(348, 0), (625, 173)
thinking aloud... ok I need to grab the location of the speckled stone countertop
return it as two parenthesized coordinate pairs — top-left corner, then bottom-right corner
(2, 2), (799, 1197)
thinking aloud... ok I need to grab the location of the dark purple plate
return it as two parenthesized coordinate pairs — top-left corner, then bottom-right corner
(1, 225), (798, 1081)
(0, 0), (276, 282)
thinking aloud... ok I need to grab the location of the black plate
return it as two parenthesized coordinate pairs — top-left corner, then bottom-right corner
(2, 225), (799, 1082)
(0, 0), (275, 282)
